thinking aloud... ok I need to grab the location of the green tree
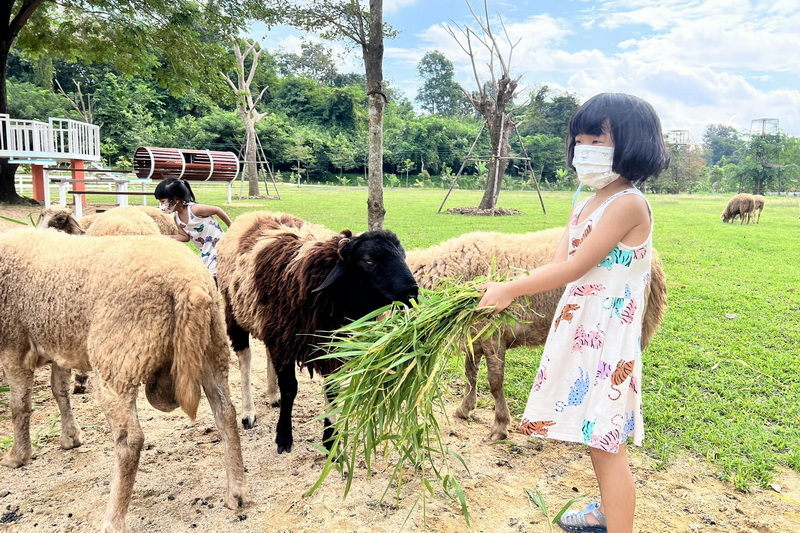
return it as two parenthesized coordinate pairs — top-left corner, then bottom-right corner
(1, 0), (253, 204)
(415, 51), (470, 117)
(653, 142), (706, 194)
(703, 124), (743, 166)
(7, 80), (71, 120)
(275, 41), (339, 86)
(263, 0), (394, 229)
(516, 86), (580, 140)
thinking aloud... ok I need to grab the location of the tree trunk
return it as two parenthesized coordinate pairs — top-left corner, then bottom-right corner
(0, 42), (25, 204)
(364, 0), (385, 231)
(243, 117), (260, 197)
(478, 111), (511, 210)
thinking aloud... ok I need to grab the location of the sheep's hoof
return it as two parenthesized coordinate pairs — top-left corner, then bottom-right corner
(268, 398), (281, 408)
(73, 374), (89, 394)
(224, 487), (247, 509)
(1, 451), (31, 469)
(276, 434), (293, 454)
(60, 430), (83, 450)
(241, 414), (256, 430)
(489, 427), (509, 441)
(453, 406), (471, 420)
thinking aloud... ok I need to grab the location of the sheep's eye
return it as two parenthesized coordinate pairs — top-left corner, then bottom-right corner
(363, 257), (375, 265)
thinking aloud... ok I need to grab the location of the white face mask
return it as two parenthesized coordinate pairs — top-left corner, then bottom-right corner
(159, 201), (176, 214)
(572, 145), (620, 189)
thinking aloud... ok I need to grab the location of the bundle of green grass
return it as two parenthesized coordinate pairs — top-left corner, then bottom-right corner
(309, 277), (519, 524)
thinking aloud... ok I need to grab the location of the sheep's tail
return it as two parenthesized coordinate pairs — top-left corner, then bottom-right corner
(641, 249), (667, 350)
(172, 285), (213, 420)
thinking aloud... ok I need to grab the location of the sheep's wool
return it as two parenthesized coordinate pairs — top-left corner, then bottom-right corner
(519, 188), (651, 453)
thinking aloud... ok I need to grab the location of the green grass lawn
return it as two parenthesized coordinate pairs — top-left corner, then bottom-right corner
(31, 182), (800, 491)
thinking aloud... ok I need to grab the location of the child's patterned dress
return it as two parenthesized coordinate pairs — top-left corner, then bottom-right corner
(519, 188), (651, 453)
(173, 204), (225, 277)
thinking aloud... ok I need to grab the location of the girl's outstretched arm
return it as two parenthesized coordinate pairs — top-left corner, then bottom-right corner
(478, 194), (650, 312)
(190, 204), (233, 228)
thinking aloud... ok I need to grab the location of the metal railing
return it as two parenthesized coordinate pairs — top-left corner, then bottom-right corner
(0, 114), (101, 161)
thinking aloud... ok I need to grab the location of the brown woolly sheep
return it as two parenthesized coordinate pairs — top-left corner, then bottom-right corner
(217, 211), (419, 454)
(722, 193), (755, 224)
(0, 228), (246, 533)
(40, 206), (85, 234)
(404, 228), (667, 441)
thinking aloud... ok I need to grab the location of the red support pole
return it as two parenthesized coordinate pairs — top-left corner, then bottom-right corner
(31, 164), (46, 202)
(71, 159), (87, 206)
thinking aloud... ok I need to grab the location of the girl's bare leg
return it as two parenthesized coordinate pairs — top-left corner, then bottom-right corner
(590, 444), (635, 533)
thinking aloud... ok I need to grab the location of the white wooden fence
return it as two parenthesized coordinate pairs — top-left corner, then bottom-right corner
(0, 114), (101, 162)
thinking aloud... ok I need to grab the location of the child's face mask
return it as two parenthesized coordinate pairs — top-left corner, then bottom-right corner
(572, 145), (620, 189)
(159, 200), (176, 214)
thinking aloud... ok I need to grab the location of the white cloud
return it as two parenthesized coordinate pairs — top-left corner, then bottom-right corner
(384, 0), (421, 15)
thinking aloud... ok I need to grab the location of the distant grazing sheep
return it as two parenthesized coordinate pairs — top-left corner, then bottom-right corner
(752, 194), (765, 223)
(405, 228), (667, 441)
(0, 228), (246, 533)
(217, 211), (419, 453)
(722, 193), (755, 224)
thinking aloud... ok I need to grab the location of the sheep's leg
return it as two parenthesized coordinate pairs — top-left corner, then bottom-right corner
(96, 379), (143, 533)
(483, 347), (510, 441)
(322, 380), (337, 453)
(51, 363), (82, 450)
(454, 345), (482, 420)
(1, 361), (34, 468)
(275, 363), (298, 454)
(227, 314), (262, 429)
(264, 352), (280, 407)
(236, 348), (257, 429)
(202, 363), (247, 510)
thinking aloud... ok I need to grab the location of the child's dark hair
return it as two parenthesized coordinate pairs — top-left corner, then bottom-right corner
(154, 178), (196, 204)
(566, 92), (670, 184)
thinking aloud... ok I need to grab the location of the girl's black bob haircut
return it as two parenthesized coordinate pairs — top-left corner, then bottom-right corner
(154, 178), (196, 204)
(566, 92), (670, 184)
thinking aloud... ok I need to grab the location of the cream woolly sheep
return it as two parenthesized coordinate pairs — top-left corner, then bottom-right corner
(404, 228), (667, 441)
(722, 193), (755, 224)
(84, 205), (161, 236)
(752, 194), (765, 224)
(0, 228), (246, 533)
(80, 205), (179, 235)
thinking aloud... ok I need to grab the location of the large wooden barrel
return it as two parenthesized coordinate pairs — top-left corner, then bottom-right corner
(133, 147), (239, 182)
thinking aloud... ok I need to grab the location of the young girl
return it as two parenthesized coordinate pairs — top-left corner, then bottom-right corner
(478, 93), (669, 533)
(154, 178), (232, 280)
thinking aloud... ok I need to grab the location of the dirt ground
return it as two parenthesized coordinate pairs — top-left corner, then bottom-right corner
(1, 203), (799, 533)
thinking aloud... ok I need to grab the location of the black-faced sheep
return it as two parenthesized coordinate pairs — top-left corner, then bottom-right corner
(217, 211), (419, 453)
(404, 228), (667, 441)
(0, 228), (246, 533)
(722, 193), (755, 224)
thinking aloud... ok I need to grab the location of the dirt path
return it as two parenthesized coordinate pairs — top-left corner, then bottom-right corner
(1, 203), (798, 533)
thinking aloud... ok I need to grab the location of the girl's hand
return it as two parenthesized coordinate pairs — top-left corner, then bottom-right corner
(477, 282), (515, 313)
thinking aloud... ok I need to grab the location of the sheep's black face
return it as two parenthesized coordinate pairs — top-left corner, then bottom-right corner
(333, 230), (419, 319)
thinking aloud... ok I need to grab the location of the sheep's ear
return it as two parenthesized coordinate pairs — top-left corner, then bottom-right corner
(313, 262), (345, 293)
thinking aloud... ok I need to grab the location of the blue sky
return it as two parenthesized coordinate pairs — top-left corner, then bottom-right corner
(249, 0), (800, 140)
